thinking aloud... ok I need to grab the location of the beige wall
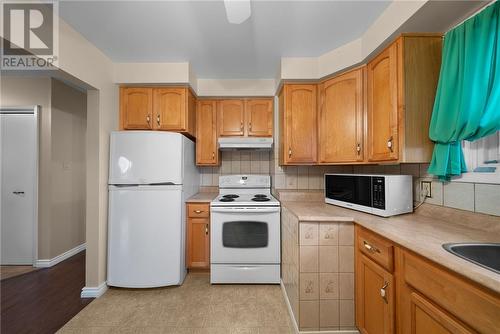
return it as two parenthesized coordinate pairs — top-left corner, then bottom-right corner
(0, 76), (87, 259)
(55, 19), (118, 288)
(50, 79), (87, 258)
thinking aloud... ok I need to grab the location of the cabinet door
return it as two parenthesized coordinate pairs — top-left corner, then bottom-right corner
(405, 291), (475, 334)
(356, 253), (395, 334)
(153, 88), (186, 131)
(196, 100), (219, 165)
(245, 99), (273, 137)
(367, 43), (399, 162)
(319, 68), (364, 163)
(120, 87), (153, 129)
(187, 218), (210, 269)
(218, 100), (245, 136)
(283, 85), (317, 164)
(186, 89), (196, 137)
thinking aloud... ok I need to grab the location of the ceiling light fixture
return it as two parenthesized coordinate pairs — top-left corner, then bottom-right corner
(224, 0), (251, 24)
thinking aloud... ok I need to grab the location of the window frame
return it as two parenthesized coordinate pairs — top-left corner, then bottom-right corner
(451, 131), (500, 184)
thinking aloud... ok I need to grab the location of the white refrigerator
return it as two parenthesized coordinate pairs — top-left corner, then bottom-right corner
(107, 131), (199, 288)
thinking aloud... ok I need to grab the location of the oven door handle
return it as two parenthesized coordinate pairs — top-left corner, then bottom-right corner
(210, 207), (280, 213)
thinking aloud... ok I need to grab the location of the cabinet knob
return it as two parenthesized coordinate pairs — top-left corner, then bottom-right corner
(288, 147), (292, 158)
(156, 114), (160, 126)
(205, 224), (209, 235)
(387, 136), (393, 152)
(380, 282), (389, 303)
(194, 210), (204, 214)
(356, 143), (361, 155)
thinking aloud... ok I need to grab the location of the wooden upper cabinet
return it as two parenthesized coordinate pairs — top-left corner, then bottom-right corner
(120, 86), (196, 138)
(153, 88), (186, 131)
(280, 84), (317, 165)
(120, 87), (153, 130)
(367, 35), (442, 163)
(218, 100), (245, 136)
(367, 43), (399, 162)
(245, 99), (273, 137)
(319, 67), (364, 163)
(196, 100), (219, 166)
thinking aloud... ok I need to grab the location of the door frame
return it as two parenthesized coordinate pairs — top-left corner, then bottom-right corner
(0, 106), (39, 266)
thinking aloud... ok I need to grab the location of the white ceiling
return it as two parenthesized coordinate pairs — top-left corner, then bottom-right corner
(59, 1), (391, 79)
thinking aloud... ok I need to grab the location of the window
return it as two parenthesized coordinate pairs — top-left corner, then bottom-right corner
(455, 131), (500, 184)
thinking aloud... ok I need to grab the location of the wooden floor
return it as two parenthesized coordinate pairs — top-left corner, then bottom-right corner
(1, 251), (93, 334)
(0, 265), (39, 280)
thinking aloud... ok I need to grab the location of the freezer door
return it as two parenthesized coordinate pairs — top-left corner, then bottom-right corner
(107, 185), (184, 287)
(109, 131), (185, 184)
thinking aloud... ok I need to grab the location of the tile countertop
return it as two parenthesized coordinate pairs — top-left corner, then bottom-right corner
(186, 192), (218, 203)
(281, 200), (500, 295)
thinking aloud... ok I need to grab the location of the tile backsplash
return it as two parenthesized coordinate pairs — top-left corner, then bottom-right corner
(199, 145), (499, 216)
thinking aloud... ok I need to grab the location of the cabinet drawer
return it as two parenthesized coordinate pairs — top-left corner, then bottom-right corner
(357, 227), (394, 272)
(187, 203), (210, 218)
(401, 250), (500, 333)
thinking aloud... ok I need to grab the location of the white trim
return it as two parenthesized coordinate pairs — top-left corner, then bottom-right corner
(281, 280), (359, 334)
(81, 281), (108, 298)
(35, 243), (86, 268)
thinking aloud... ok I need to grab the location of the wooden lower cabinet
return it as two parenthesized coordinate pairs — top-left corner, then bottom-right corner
(404, 290), (475, 334)
(186, 203), (210, 269)
(355, 226), (500, 334)
(356, 245), (395, 334)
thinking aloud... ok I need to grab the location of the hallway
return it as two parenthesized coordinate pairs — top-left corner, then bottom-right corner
(1, 251), (92, 334)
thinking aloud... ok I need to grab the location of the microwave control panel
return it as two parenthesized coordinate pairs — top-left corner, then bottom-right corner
(372, 177), (385, 210)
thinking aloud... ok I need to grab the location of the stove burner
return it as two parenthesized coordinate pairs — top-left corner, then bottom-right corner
(252, 197), (271, 202)
(222, 194), (240, 199)
(254, 194), (268, 198)
(219, 197), (235, 202)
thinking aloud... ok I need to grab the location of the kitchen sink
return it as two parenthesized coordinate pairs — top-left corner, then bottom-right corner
(443, 243), (500, 274)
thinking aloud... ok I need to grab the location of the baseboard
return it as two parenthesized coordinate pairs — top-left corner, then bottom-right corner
(280, 279), (359, 334)
(81, 281), (108, 298)
(35, 243), (86, 268)
(280, 279), (299, 334)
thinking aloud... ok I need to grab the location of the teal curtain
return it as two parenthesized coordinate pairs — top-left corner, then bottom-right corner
(428, 1), (500, 180)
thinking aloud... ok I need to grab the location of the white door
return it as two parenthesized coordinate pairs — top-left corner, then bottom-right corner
(0, 108), (38, 265)
(107, 185), (184, 288)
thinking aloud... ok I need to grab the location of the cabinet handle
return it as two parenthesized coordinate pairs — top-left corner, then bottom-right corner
(13, 191), (25, 195)
(194, 210), (204, 214)
(363, 241), (380, 254)
(212, 152), (215, 160)
(249, 122), (252, 131)
(156, 114), (160, 126)
(288, 147), (292, 158)
(146, 115), (151, 124)
(356, 143), (361, 155)
(387, 136), (393, 152)
(205, 224), (209, 235)
(240, 121), (244, 131)
(380, 281), (389, 303)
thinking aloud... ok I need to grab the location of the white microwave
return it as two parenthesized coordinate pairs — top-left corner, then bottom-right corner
(324, 174), (413, 217)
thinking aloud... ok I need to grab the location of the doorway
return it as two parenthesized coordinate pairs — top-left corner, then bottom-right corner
(0, 107), (38, 266)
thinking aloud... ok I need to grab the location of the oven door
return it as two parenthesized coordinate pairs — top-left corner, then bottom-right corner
(210, 206), (280, 264)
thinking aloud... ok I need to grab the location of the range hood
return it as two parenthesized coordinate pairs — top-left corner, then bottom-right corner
(218, 137), (273, 150)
